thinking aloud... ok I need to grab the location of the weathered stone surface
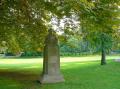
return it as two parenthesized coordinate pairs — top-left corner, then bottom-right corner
(39, 29), (64, 84)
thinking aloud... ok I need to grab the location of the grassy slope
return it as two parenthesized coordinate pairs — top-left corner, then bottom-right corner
(0, 55), (120, 89)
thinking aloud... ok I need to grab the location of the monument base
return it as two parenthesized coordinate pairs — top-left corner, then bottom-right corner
(39, 74), (65, 84)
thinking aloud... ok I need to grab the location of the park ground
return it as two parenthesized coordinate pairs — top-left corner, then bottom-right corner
(0, 55), (120, 89)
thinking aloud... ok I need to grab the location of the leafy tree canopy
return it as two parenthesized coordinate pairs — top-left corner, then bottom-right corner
(0, 0), (120, 54)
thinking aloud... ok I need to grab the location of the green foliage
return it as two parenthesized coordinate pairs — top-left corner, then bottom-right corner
(60, 36), (94, 56)
(21, 51), (42, 57)
(0, 0), (120, 55)
(7, 35), (21, 55)
(78, 0), (120, 54)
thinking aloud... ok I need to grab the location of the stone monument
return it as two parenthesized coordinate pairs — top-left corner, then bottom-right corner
(39, 29), (65, 83)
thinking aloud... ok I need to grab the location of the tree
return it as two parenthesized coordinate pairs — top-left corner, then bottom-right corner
(55, 0), (120, 65)
(0, 0), (51, 52)
(78, 0), (120, 65)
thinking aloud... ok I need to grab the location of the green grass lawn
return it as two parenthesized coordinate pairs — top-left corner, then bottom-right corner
(0, 55), (120, 89)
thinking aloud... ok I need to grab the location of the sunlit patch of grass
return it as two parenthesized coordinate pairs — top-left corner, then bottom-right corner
(0, 58), (42, 64)
(0, 55), (119, 64)
(23, 65), (40, 69)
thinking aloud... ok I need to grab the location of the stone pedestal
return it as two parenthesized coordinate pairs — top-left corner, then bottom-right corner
(39, 29), (64, 84)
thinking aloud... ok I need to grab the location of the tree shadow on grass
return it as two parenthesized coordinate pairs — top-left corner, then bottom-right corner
(0, 69), (42, 89)
(0, 70), (39, 80)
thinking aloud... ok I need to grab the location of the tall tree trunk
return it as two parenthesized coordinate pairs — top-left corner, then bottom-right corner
(101, 48), (106, 65)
